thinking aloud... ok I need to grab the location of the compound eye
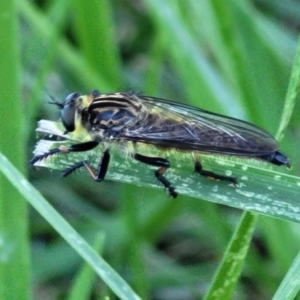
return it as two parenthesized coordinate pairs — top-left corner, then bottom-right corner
(61, 92), (81, 132)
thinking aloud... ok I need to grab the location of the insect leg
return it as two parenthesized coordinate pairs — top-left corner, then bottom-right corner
(30, 141), (99, 165)
(134, 153), (177, 198)
(62, 161), (89, 177)
(62, 149), (110, 182)
(194, 158), (237, 185)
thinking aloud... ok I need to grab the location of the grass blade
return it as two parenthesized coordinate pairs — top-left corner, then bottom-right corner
(67, 233), (105, 300)
(0, 153), (141, 300)
(0, 1), (30, 299)
(32, 120), (300, 223)
(204, 212), (258, 299)
(71, 0), (122, 87)
(273, 251), (300, 300)
(276, 35), (300, 141)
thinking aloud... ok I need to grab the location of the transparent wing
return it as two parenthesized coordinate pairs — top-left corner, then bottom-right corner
(120, 95), (278, 156)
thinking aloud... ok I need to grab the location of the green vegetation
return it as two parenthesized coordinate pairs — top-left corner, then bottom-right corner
(1, 0), (300, 299)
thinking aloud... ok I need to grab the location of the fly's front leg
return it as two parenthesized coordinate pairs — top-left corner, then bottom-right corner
(30, 141), (99, 165)
(194, 155), (237, 185)
(30, 140), (110, 182)
(62, 149), (110, 182)
(134, 153), (177, 198)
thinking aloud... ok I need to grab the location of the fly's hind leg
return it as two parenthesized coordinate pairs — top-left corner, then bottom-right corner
(134, 153), (177, 198)
(194, 155), (237, 185)
(62, 149), (110, 182)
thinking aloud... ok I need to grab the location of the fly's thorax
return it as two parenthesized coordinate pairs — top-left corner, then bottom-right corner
(79, 94), (95, 109)
(87, 93), (149, 136)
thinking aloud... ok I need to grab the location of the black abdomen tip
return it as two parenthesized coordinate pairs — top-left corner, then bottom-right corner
(259, 151), (290, 168)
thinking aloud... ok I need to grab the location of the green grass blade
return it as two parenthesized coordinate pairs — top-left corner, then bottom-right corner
(276, 35), (300, 141)
(67, 233), (105, 300)
(0, 1), (31, 299)
(0, 153), (141, 300)
(32, 121), (300, 223)
(273, 251), (300, 300)
(203, 26), (300, 300)
(204, 212), (258, 300)
(144, 0), (242, 115)
(71, 0), (122, 87)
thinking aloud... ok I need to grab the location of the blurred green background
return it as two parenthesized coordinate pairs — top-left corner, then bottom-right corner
(2, 0), (300, 299)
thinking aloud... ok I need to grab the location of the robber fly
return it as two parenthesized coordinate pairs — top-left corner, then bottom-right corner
(30, 90), (290, 198)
